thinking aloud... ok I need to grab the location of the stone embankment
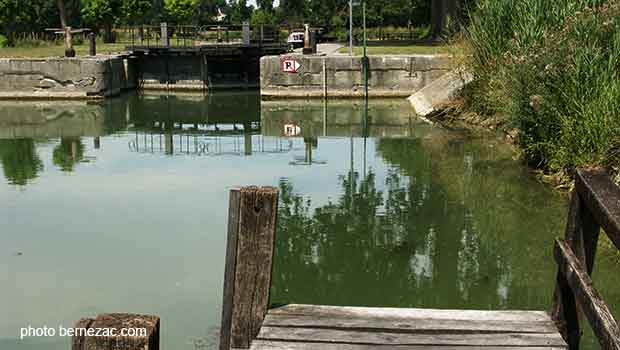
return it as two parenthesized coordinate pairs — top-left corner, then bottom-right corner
(0, 56), (137, 99)
(260, 54), (453, 98)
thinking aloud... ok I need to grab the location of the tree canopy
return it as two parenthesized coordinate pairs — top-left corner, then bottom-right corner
(1, 0), (462, 45)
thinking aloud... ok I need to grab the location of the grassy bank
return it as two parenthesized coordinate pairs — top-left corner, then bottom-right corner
(338, 45), (452, 55)
(0, 43), (127, 58)
(463, 0), (620, 180)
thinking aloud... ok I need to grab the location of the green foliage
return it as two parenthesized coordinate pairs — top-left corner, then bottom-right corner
(120, 0), (152, 24)
(465, 0), (620, 174)
(0, 139), (43, 185)
(225, 0), (253, 23)
(164, 0), (198, 23)
(0, 34), (8, 47)
(250, 9), (274, 26)
(52, 138), (85, 172)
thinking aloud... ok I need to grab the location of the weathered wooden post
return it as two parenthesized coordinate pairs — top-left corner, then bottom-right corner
(64, 26), (76, 57)
(88, 32), (96, 56)
(160, 22), (169, 47)
(72, 313), (160, 350)
(219, 186), (279, 350)
(552, 188), (600, 349)
(242, 22), (251, 45)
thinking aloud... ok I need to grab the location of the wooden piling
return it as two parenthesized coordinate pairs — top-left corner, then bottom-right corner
(220, 186), (279, 350)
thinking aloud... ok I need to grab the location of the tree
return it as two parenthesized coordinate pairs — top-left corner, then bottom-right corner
(57, 0), (68, 27)
(225, 0), (252, 24)
(197, 0), (227, 24)
(164, 0), (199, 24)
(256, 0), (273, 13)
(120, 0), (152, 25)
(81, 0), (121, 42)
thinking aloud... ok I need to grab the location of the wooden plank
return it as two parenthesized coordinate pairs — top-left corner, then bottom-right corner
(250, 340), (567, 350)
(256, 327), (567, 347)
(219, 188), (242, 350)
(554, 238), (620, 350)
(552, 191), (597, 348)
(575, 168), (620, 250)
(268, 304), (552, 323)
(263, 313), (559, 334)
(229, 186), (279, 349)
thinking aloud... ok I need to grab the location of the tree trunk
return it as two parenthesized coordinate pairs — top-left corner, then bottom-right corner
(430, 0), (444, 39)
(431, 0), (459, 40)
(57, 0), (68, 28)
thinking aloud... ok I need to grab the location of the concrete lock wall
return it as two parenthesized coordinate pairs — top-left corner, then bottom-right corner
(0, 56), (138, 99)
(260, 54), (453, 98)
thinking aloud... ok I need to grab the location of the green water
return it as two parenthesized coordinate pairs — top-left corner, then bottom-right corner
(0, 92), (618, 350)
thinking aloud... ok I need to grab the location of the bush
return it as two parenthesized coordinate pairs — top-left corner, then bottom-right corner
(465, 0), (620, 175)
(0, 34), (7, 48)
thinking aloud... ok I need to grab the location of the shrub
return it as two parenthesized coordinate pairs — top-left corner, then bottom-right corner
(465, 0), (620, 175)
(0, 34), (7, 48)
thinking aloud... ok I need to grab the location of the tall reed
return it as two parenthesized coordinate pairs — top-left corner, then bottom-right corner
(464, 0), (620, 175)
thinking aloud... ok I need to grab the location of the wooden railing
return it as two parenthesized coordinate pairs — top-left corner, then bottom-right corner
(552, 168), (620, 350)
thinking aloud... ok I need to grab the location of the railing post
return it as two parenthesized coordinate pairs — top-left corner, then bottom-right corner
(88, 32), (96, 56)
(219, 186), (279, 350)
(242, 22), (250, 45)
(552, 187), (601, 349)
(160, 22), (169, 47)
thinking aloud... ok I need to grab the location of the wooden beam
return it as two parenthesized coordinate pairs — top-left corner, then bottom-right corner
(220, 186), (279, 349)
(256, 327), (566, 347)
(552, 190), (600, 347)
(220, 188), (242, 350)
(554, 239), (620, 350)
(575, 168), (620, 250)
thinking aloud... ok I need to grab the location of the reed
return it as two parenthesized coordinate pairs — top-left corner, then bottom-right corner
(464, 0), (620, 176)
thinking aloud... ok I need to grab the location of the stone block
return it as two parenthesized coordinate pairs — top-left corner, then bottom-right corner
(9, 59), (33, 72)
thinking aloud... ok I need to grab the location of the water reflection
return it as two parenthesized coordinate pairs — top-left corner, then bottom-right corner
(0, 139), (43, 185)
(0, 92), (580, 349)
(271, 134), (568, 310)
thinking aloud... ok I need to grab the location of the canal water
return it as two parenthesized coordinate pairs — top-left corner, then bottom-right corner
(0, 92), (618, 350)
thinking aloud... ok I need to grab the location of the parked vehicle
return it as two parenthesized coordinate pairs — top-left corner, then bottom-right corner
(287, 32), (304, 49)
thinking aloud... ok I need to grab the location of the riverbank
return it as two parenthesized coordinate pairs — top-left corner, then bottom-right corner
(461, 0), (620, 182)
(0, 56), (137, 99)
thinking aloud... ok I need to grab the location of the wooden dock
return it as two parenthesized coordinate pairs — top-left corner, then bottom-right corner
(251, 304), (566, 349)
(220, 169), (620, 350)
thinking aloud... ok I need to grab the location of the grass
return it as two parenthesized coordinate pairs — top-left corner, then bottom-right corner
(0, 43), (128, 58)
(463, 0), (620, 178)
(337, 45), (453, 55)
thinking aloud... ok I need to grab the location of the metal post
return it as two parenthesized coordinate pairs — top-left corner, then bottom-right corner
(161, 22), (169, 47)
(88, 33), (96, 56)
(362, 0), (368, 98)
(64, 26), (75, 57)
(349, 0), (353, 56)
(242, 21), (250, 45)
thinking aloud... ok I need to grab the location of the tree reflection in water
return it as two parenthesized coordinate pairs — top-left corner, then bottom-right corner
(0, 139), (43, 185)
(52, 137), (85, 172)
(271, 136), (566, 311)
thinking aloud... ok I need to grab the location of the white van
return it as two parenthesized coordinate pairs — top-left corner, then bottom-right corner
(287, 32), (305, 49)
